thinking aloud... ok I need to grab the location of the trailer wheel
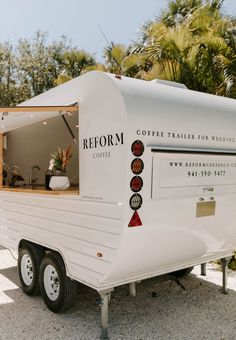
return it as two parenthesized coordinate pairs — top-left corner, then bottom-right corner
(18, 243), (44, 296)
(170, 266), (194, 278)
(39, 252), (79, 313)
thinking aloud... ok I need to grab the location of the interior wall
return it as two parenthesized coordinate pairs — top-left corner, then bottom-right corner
(3, 113), (79, 187)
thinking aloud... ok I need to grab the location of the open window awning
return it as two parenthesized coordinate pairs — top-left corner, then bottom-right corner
(0, 71), (87, 133)
(0, 105), (79, 133)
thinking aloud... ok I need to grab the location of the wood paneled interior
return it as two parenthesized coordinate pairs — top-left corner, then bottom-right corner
(0, 134), (2, 186)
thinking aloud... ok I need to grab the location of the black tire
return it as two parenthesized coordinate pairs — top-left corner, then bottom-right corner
(18, 243), (44, 296)
(39, 251), (79, 313)
(170, 266), (194, 278)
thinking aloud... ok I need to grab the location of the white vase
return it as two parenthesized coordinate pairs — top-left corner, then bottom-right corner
(49, 176), (70, 191)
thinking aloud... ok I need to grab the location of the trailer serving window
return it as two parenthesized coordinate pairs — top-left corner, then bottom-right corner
(151, 149), (236, 199)
(0, 105), (79, 192)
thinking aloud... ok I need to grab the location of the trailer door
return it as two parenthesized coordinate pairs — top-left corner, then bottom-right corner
(151, 151), (236, 205)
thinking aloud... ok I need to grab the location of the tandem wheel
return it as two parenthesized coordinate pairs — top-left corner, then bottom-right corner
(18, 242), (79, 313)
(18, 242), (44, 296)
(39, 251), (79, 313)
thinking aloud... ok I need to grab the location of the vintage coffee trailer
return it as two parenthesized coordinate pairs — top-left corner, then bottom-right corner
(0, 71), (236, 338)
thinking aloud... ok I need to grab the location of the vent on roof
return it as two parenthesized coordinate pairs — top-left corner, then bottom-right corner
(150, 79), (188, 89)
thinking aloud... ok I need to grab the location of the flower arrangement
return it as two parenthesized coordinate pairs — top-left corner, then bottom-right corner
(49, 145), (72, 175)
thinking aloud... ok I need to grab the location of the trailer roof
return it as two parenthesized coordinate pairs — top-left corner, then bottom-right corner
(1, 70), (236, 133)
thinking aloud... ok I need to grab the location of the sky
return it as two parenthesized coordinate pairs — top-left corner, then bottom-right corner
(0, 0), (236, 62)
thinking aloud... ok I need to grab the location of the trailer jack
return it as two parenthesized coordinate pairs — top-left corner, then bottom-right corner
(99, 289), (113, 340)
(221, 257), (231, 295)
(201, 259), (232, 294)
(200, 263), (207, 276)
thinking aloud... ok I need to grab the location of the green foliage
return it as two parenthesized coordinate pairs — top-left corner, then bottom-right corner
(214, 55), (236, 97)
(217, 253), (236, 270)
(103, 43), (152, 78)
(161, 0), (204, 27)
(0, 31), (98, 104)
(62, 49), (96, 78)
(228, 254), (236, 271)
(17, 32), (93, 96)
(228, 256), (236, 270)
(128, 0), (236, 97)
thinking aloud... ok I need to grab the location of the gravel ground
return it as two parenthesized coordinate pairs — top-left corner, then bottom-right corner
(0, 245), (236, 340)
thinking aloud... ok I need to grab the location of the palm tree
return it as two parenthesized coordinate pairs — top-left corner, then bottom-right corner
(62, 50), (96, 78)
(161, 0), (203, 27)
(54, 50), (103, 85)
(130, 0), (234, 96)
(214, 55), (236, 97)
(103, 43), (147, 78)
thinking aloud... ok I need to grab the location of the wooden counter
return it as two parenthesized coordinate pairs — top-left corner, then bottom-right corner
(0, 186), (79, 195)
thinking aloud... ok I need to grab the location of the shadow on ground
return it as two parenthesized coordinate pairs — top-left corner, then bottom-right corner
(0, 261), (235, 340)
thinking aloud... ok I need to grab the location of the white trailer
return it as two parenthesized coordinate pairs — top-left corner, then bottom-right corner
(0, 71), (236, 338)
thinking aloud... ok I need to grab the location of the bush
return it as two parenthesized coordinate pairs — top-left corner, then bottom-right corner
(228, 253), (236, 271)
